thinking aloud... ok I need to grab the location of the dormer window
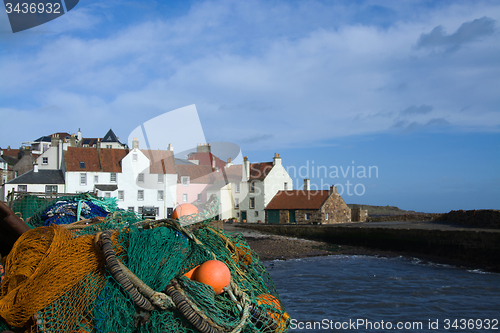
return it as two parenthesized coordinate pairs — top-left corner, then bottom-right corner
(80, 162), (85, 169)
(182, 176), (189, 186)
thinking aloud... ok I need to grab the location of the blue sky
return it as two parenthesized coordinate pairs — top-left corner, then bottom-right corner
(0, 0), (499, 212)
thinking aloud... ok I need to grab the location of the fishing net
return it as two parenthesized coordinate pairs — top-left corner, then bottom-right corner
(10, 195), (50, 222)
(26, 193), (121, 228)
(0, 195), (290, 333)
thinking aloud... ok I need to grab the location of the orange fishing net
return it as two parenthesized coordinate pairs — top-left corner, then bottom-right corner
(0, 225), (106, 329)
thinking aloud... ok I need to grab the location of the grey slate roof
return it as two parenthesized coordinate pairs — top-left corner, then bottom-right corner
(7, 170), (65, 184)
(94, 184), (118, 191)
(102, 129), (121, 143)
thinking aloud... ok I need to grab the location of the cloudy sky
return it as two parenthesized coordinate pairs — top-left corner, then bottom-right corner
(1, 0), (499, 212)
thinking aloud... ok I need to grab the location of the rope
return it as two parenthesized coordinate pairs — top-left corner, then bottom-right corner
(165, 279), (226, 333)
(97, 230), (155, 312)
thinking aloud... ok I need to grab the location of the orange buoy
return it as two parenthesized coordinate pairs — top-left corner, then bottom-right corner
(192, 260), (231, 295)
(183, 265), (200, 279)
(172, 203), (199, 219)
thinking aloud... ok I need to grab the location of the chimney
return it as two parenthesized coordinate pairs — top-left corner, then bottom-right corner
(273, 153), (282, 166)
(96, 138), (101, 149)
(225, 157), (233, 169)
(196, 143), (211, 153)
(132, 138), (140, 149)
(33, 163), (39, 173)
(167, 143), (174, 151)
(304, 178), (310, 191)
(70, 134), (76, 147)
(77, 128), (82, 141)
(58, 139), (63, 169)
(51, 134), (58, 147)
(330, 185), (337, 195)
(243, 156), (250, 181)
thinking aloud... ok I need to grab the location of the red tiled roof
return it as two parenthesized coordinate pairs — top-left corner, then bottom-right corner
(188, 152), (226, 170)
(176, 164), (216, 184)
(223, 164), (242, 182)
(265, 190), (331, 210)
(249, 162), (273, 180)
(1, 149), (22, 158)
(100, 149), (128, 172)
(64, 147), (127, 172)
(141, 150), (176, 174)
(51, 132), (71, 139)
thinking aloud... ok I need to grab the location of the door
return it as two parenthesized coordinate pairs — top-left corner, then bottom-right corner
(241, 211), (247, 222)
(289, 210), (296, 224)
(268, 210), (279, 224)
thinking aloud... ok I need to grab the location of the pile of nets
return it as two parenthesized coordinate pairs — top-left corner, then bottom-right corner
(0, 195), (289, 333)
(27, 193), (123, 228)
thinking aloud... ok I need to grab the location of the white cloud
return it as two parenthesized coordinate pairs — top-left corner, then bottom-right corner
(1, 0), (499, 149)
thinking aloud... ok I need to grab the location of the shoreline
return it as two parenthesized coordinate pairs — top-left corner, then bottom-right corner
(223, 223), (499, 272)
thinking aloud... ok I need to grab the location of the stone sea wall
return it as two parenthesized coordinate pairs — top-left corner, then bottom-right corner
(239, 224), (500, 272)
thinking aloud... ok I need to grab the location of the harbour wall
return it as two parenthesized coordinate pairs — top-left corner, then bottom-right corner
(238, 224), (500, 272)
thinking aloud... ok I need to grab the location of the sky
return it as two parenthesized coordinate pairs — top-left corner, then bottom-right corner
(0, 0), (499, 213)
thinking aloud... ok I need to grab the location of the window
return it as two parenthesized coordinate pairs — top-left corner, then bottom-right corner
(94, 175), (99, 183)
(17, 185), (27, 192)
(138, 190), (144, 201)
(118, 191), (124, 201)
(45, 185), (57, 193)
(128, 207), (134, 212)
(110, 173), (117, 182)
(133, 154), (138, 161)
(105, 192), (111, 198)
(182, 176), (189, 186)
(2, 175), (6, 184)
(80, 173), (87, 185)
(106, 145), (112, 149)
(255, 211), (259, 217)
(249, 181), (255, 193)
(284, 182), (288, 190)
(158, 190), (164, 201)
(234, 198), (239, 209)
(305, 213), (312, 220)
(197, 193), (202, 202)
(138, 207), (143, 215)
(182, 193), (188, 202)
(249, 197), (255, 209)
(325, 213), (329, 220)
(138, 173), (144, 182)
(15, 171), (18, 178)
(158, 174), (164, 183)
(42, 157), (48, 165)
(154, 207), (159, 216)
(236, 212), (239, 218)
(80, 161), (86, 169)
(235, 183), (240, 193)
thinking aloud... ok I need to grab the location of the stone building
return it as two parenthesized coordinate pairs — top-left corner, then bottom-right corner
(351, 207), (368, 222)
(265, 179), (351, 224)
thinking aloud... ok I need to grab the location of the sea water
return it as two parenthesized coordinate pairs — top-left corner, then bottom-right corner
(266, 256), (500, 332)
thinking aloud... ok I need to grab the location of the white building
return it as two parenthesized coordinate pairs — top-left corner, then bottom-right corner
(119, 140), (177, 218)
(208, 153), (293, 223)
(3, 165), (66, 200)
